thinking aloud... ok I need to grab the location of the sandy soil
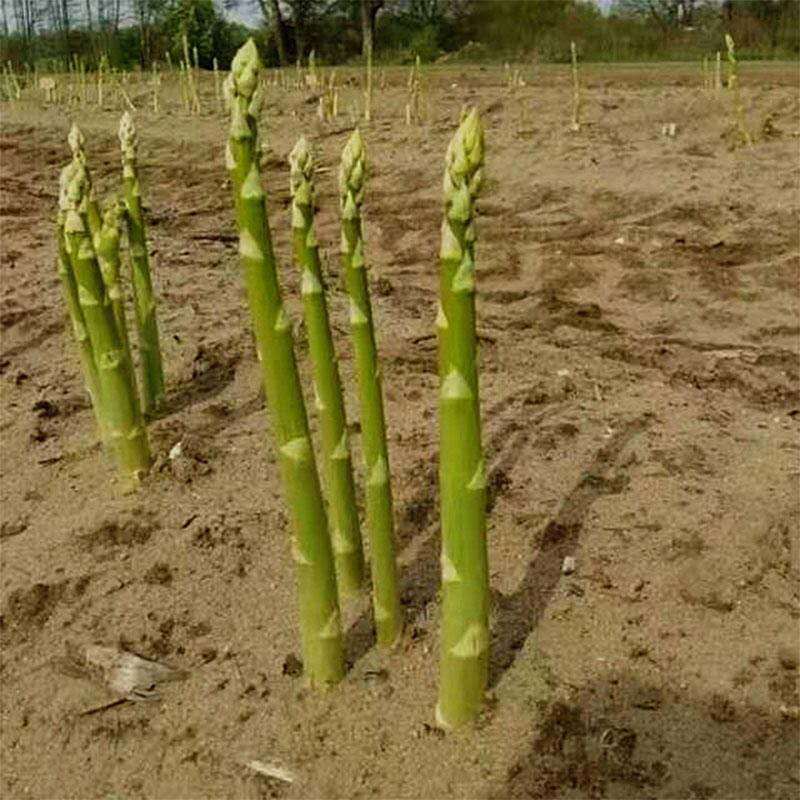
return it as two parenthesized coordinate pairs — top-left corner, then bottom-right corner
(1, 61), (799, 800)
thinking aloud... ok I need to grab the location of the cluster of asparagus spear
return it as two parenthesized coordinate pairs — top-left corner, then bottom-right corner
(56, 114), (165, 490)
(224, 40), (489, 727)
(55, 38), (489, 728)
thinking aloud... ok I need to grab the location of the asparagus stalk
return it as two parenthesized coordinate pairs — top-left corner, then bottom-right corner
(224, 40), (344, 687)
(118, 112), (166, 415)
(67, 124), (102, 246)
(725, 33), (753, 148)
(289, 137), (366, 598)
(339, 129), (402, 647)
(570, 41), (581, 132)
(435, 108), (489, 729)
(55, 201), (104, 440)
(60, 157), (150, 487)
(96, 197), (135, 381)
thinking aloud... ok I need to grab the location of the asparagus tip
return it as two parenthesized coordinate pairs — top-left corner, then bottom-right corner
(67, 123), (84, 159)
(231, 38), (261, 100)
(289, 136), (312, 182)
(118, 111), (136, 148)
(339, 128), (366, 199)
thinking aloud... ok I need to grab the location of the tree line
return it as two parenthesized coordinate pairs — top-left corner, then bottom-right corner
(1, 0), (798, 70)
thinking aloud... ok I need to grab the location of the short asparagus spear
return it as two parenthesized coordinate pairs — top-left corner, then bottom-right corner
(67, 124), (102, 246)
(289, 136), (366, 598)
(339, 129), (402, 647)
(119, 112), (166, 415)
(96, 198), (136, 384)
(436, 108), (489, 729)
(224, 40), (345, 687)
(61, 158), (150, 487)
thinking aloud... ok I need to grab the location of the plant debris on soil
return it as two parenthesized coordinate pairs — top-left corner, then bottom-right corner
(1, 62), (799, 799)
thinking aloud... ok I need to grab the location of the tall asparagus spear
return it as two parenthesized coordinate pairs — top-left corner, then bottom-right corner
(289, 136), (366, 598)
(339, 129), (402, 647)
(436, 108), (489, 729)
(61, 157), (150, 488)
(224, 40), (345, 687)
(118, 112), (166, 415)
(55, 200), (104, 441)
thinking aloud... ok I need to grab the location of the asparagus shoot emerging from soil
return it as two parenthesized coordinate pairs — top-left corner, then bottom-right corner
(570, 41), (581, 132)
(724, 33), (753, 148)
(289, 136), (366, 598)
(339, 129), (402, 646)
(224, 40), (345, 687)
(60, 157), (150, 487)
(119, 111), (166, 415)
(435, 108), (489, 729)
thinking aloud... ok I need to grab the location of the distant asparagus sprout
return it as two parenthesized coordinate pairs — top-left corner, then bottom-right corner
(225, 40), (345, 687)
(119, 112), (166, 414)
(436, 108), (489, 729)
(715, 50), (722, 92)
(3, 62), (14, 101)
(97, 55), (105, 107)
(405, 57), (422, 125)
(725, 34), (753, 148)
(339, 129), (402, 646)
(213, 57), (223, 112)
(307, 50), (319, 89)
(4, 62), (21, 100)
(364, 41), (373, 122)
(179, 61), (190, 112)
(182, 33), (201, 114)
(570, 41), (581, 132)
(60, 157), (150, 487)
(289, 137), (366, 598)
(701, 55), (709, 91)
(150, 64), (160, 114)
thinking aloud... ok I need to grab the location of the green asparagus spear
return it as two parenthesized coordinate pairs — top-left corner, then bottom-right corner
(339, 129), (402, 647)
(118, 112), (166, 414)
(289, 136), (366, 598)
(61, 157), (150, 488)
(55, 198), (104, 441)
(67, 124), (102, 246)
(224, 40), (345, 687)
(96, 197), (135, 375)
(435, 108), (489, 729)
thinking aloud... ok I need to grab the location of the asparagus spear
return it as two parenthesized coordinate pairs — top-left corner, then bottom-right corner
(55, 199), (104, 441)
(435, 108), (489, 729)
(118, 112), (166, 415)
(339, 129), (402, 647)
(61, 157), (150, 488)
(224, 40), (345, 687)
(289, 136), (366, 598)
(96, 197), (134, 374)
(67, 124), (102, 246)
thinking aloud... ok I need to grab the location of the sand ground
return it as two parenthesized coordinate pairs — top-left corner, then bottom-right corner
(1, 61), (799, 799)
